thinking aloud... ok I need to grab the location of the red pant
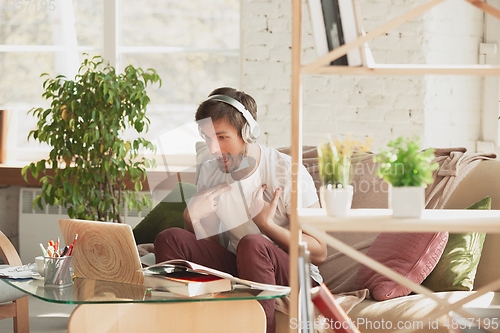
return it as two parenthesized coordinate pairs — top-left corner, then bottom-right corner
(154, 227), (291, 333)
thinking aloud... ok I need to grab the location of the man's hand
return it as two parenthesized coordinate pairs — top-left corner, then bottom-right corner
(250, 184), (282, 232)
(187, 183), (231, 222)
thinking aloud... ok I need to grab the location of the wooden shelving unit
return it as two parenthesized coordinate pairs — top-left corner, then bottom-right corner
(289, 0), (500, 332)
(296, 210), (500, 333)
(297, 208), (500, 233)
(304, 64), (500, 76)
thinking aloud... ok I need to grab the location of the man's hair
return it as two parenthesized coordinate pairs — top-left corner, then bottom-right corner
(195, 87), (257, 139)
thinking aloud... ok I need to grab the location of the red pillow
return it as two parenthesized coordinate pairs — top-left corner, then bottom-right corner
(353, 232), (449, 301)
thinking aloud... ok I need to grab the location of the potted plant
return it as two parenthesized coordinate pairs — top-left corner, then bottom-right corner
(317, 136), (371, 217)
(374, 136), (438, 218)
(22, 55), (161, 223)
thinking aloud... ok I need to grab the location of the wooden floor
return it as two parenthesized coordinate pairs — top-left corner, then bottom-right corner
(0, 295), (77, 333)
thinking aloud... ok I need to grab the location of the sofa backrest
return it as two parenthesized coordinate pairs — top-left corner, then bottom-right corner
(287, 147), (500, 292)
(276, 146), (390, 209)
(195, 141), (499, 290)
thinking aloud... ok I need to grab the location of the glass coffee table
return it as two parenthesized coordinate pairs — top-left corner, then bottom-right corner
(2, 277), (289, 333)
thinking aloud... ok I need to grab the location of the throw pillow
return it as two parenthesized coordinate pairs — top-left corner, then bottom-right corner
(353, 232), (449, 301)
(132, 182), (197, 244)
(422, 196), (491, 292)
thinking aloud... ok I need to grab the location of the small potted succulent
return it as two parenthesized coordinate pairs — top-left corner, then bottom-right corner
(374, 136), (438, 218)
(317, 136), (371, 217)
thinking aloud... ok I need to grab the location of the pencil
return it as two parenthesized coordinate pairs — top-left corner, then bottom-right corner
(69, 234), (78, 255)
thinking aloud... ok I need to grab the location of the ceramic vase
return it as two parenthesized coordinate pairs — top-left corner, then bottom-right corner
(320, 185), (354, 217)
(390, 186), (425, 218)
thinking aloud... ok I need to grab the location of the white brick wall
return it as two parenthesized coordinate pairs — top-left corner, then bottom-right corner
(422, 0), (483, 151)
(241, 0), (484, 152)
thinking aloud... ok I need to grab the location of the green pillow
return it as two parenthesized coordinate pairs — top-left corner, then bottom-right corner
(133, 182), (197, 245)
(422, 196), (491, 292)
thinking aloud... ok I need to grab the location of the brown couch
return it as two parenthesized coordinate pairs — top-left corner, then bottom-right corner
(162, 143), (500, 332)
(276, 157), (500, 333)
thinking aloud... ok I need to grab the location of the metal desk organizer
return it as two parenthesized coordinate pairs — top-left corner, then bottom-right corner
(43, 255), (73, 288)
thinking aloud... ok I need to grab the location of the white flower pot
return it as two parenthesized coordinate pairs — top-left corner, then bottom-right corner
(320, 185), (353, 217)
(390, 186), (425, 218)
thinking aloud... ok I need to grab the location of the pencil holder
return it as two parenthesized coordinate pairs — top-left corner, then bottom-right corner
(44, 256), (73, 288)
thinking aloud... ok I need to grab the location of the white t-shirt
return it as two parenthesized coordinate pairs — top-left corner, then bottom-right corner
(197, 144), (323, 283)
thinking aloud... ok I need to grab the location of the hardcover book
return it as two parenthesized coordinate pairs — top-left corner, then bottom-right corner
(308, 0), (347, 65)
(337, 0), (364, 66)
(144, 270), (232, 297)
(322, 0), (348, 66)
(141, 259), (291, 294)
(311, 283), (360, 333)
(308, 0), (367, 67)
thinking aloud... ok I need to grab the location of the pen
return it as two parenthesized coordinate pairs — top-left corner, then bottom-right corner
(61, 246), (69, 257)
(40, 243), (48, 257)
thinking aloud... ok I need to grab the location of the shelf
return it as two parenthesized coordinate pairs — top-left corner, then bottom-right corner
(298, 215), (500, 329)
(300, 0), (500, 77)
(0, 166), (195, 190)
(303, 64), (500, 76)
(298, 208), (500, 233)
(289, 0), (500, 330)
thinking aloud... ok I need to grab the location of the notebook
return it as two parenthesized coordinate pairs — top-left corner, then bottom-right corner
(58, 218), (144, 285)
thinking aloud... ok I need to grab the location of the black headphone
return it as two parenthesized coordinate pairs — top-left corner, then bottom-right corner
(202, 94), (261, 144)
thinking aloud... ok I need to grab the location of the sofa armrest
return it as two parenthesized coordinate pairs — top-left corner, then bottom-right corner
(444, 159), (500, 210)
(444, 159), (500, 290)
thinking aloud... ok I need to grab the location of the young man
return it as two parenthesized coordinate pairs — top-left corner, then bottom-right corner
(154, 87), (327, 332)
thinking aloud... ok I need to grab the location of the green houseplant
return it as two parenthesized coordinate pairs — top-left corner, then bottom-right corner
(374, 136), (438, 217)
(22, 55), (161, 222)
(317, 136), (371, 217)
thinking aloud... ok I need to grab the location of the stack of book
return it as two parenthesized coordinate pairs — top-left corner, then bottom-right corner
(144, 268), (232, 297)
(141, 259), (291, 297)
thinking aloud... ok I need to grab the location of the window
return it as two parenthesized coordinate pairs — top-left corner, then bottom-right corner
(0, 0), (240, 166)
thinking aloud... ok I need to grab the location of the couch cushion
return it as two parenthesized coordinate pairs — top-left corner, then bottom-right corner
(422, 196), (490, 292)
(350, 156), (390, 209)
(276, 147), (390, 209)
(348, 291), (500, 333)
(353, 232), (449, 301)
(319, 232), (379, 294)
(276, 291), (500, 333)
(0, 265), (29, 303)
(132, 183), (197, 244)
(443, 159), (500, 290)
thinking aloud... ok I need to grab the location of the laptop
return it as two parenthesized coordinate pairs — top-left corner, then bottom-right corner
(58, 218), (144, 285)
